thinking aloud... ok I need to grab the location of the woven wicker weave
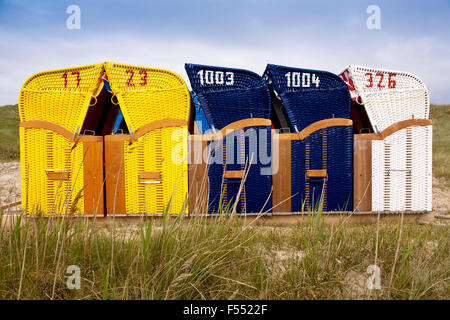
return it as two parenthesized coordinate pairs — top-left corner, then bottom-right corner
(185, 64), (271, 130)
(123, 125), (189, 214)
(185, 64), (272, 213)
(19, 64), (104, 132)
(371, 124), (432, 212)
(264, 64), (353, 212)
(106, 62), (191, 214)
(340, 65), (429, 132)
(342, 65), (432, 212)
(18, 64), (104, 214)
(19, 126), (86, 214)
(264, 64), (351, 132)
(105, 62), (191, 132)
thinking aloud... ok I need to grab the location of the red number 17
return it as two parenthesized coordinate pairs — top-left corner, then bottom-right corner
(62, 71), (81, 88)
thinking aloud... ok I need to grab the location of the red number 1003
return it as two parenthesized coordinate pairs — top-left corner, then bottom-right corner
(365, 72), (396, 89)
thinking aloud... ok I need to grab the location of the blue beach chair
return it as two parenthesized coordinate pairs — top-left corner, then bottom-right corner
(264, 64), (353, 212)
(185, 63), (272, 214)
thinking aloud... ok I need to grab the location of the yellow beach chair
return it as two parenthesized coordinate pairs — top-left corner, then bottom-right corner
(18, 63), (105, 215)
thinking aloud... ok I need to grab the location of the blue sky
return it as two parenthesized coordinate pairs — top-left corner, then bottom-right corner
(0, 0), (449, 104)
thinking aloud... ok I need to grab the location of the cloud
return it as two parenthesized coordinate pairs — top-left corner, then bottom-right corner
(0, 1), (449, 104)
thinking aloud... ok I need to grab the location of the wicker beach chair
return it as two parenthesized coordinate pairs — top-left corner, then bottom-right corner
(264, 64), (353, 212)
(341, 65), (432, 212)
(185, 64), (272, 214)
(18, 64), (105, 215)
(104, 62), (191, 215)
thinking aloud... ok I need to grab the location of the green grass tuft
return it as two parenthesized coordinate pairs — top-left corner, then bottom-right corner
(0, 104), (19, 161)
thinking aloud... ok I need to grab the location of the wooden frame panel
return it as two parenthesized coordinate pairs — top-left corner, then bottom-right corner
(188, 136), (210, 214)
(354, 138), (372, 211)
(272, 134), (291, 212)
(104, 135), (129, 215)
(82, 137), (104, 216)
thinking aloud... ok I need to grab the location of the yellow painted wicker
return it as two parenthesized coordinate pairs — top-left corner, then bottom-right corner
(105, 62), (191, 131)
(19, 63), (104, 132)
(19, 64), (104, 214)
(19, 126), (86, 214)
(105, 62), (191, 214)
(19, 62), (191, 215)
(123, 126), (189, 214)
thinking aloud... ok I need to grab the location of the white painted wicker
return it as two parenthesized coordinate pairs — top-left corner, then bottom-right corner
(341, 65), (432, 212)
(340, 65), (429, 132)
(371, 125), (432, 212)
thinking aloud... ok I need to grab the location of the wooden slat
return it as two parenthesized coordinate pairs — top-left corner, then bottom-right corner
(224, 170), (244, 179)
(21, 120), (74, 141)
(299, 118), (352, 140)
(354, 139), (372, 212)
(216, 118), (272, 138)
(83, 138), (104, 216)
(104, 135), (129, 215)
(20, 120), (103, 142)
(354, 134), (382, 140)
(46, 171), (70, 180)
(272, 119), (352, 141)
(381, 119), (432, 138)
(133, 119), (188, 141)
(139, 171), (161, 180)
(306, 169), (327, 178)
(354, 119), (432, 141)
(190, 119), (272, 142)
(272, 136), (291, 212)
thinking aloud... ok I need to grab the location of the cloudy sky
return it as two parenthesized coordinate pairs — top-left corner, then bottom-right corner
(0, 0), (449, 104)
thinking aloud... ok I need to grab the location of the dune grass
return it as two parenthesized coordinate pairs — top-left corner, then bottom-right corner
(0, 104), (448, 300)
(0, 104), (19, 161)
(0, 208), (448, 300)
(430, 104), (450, 183)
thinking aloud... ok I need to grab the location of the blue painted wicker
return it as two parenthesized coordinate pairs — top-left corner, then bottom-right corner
(207, 126), (272, 214)
(291, 126), (353, 212)
(264, 64), (353, 212)
(185, 64), (271, 130)
(264, 64), (350, 131)
(185, 63), (272, 213)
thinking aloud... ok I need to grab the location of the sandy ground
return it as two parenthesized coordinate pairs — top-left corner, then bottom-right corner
(432, 177), (450, 214)
(0, 161), (21, 207)
(0, 161), (449, 213)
